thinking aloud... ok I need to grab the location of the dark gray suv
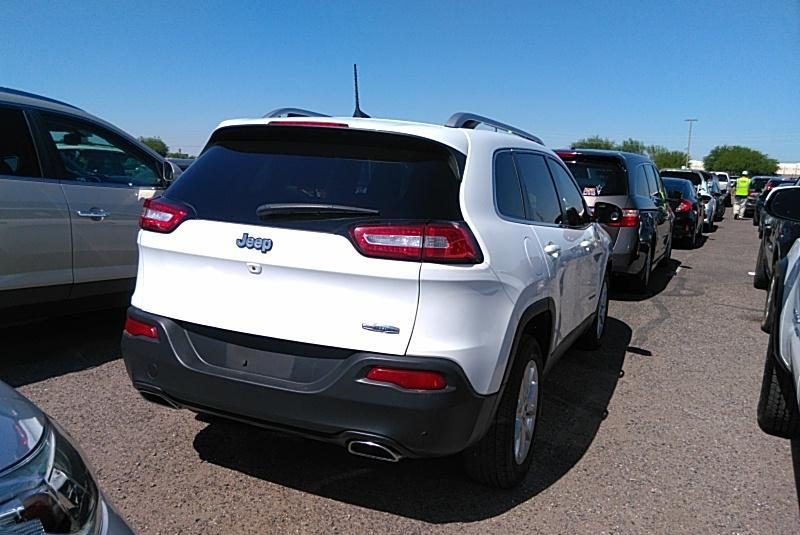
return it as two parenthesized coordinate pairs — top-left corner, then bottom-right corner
(557, 149), (673, 292)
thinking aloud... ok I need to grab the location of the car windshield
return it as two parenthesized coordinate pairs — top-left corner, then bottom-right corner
(558, 155), (628, 196)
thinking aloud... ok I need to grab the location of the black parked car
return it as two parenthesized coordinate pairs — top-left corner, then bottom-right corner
(754, 177), (798, 228)
(743, 176), (772, 218)
(557, 149), (673, 292)
(0, 381), (135, 534)
(662, 177), (704, 248)
(754, 184), (800, 290)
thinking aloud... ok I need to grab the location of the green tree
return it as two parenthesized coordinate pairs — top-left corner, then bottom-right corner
(617, 138), (647, 154)
(571, 135), (616, 150)
(646, 145), (688, 169)
(139, 136), (169, 157)
(703, 145), (779, 175)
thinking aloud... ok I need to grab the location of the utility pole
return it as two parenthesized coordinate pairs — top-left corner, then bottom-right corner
(685, 118), (698, 168)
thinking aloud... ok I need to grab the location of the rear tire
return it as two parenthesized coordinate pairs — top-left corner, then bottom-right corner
(660, 236), (672, 266)
(632, 246), (652, 293)
(463, 336), (543, 488)
(578, 274), (608, 349)
(757, 342), (800, 439)
(754, 243), (769, 290)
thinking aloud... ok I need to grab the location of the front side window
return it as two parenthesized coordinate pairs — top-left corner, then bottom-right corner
(0, 106), (41, 178)
(546, 157), (590, 227)
(40, 112), (160, 186)
(513, 152), (562, 225)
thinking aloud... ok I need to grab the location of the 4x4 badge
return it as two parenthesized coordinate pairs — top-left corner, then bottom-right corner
(236, 232), (273, 254)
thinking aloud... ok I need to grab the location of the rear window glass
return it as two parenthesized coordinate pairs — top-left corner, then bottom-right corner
(166, 126), (464, 225)
(659, 170), (701, 185)
(560, 156), (628, 196)
(662, 178), (693, 197)
(750, 178), (769, 192)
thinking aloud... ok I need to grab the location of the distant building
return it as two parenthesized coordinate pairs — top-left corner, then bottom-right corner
(777, 162), (800, 176)
(685, 159), (798, 176)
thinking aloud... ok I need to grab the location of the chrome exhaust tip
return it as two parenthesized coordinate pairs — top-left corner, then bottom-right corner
(347, 440), (402, 463)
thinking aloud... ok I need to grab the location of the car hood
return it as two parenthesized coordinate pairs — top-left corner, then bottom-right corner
(0, 381), (46, 473)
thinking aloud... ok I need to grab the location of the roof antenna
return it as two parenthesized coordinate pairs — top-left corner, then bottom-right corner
(353, 64), (370, 118)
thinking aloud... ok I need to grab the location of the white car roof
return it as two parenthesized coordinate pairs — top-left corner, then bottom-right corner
(214, 116), (548, 155)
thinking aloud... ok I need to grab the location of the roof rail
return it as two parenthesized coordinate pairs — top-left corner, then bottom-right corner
(263, 108), (330, 118)
(445, 112), (543, 145)
(0, 87), (84, 111)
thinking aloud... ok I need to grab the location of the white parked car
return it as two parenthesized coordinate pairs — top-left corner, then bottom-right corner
(121, 110), (613, 488)
(757, 186), (800, 440)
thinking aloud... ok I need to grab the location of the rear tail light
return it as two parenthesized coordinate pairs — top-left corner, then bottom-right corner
(366, 367), (446, 390)
(606, 209), (640, 228)
(675, 199), (693, 213)
(350, 222), (481, 263)
(124, 317), (159, 340)
(555, 151), (578, 161)
(140, 197), (189, 233)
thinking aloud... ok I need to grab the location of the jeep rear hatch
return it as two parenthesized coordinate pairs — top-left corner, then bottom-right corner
(132, 124), (468, 355)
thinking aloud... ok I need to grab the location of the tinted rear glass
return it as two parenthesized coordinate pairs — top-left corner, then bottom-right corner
(166, 126), (464, 226)
(750, 178), (769, 191)
(560, 156), (628, 196)
(662, 178), (693, 198)
(659, 170), (702, 185)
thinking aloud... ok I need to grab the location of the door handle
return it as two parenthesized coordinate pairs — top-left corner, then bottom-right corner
(543, 243), (561, 257)
(76, 208), (111, 220)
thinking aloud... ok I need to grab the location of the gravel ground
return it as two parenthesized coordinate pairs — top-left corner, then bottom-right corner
(2, 216), (798, 534)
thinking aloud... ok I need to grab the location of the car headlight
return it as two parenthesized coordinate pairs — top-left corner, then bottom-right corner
(0, 421), (101, 534)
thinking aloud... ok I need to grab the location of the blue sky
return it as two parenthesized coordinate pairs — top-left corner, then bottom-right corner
(3, 0), (798, 160)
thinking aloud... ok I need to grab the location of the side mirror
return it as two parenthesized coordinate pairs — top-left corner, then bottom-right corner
(592, 201), (623, 225)
(764, 187), (800, 222)
(163, 160), (182, 185)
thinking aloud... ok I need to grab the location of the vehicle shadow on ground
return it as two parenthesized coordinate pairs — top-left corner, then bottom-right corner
(0, 308), (126, 387)
(192, 318), (632, 523)
(610, 259), (682, 302)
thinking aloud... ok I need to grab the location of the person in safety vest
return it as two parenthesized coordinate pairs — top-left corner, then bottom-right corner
(733, 171), (750, 219)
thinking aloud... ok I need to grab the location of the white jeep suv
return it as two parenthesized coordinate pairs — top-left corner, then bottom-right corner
(121, 110), (613, 487)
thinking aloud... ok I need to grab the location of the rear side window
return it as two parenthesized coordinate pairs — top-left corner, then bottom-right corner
(546, 158), (590, 227)
(494, 151), (525, 219)
(513, 152), (562, 225)
(0, 106), (41, 178)
(560, 155), (628, 196)
(167, 126), (464, 226)
(643, 165), (659, 196)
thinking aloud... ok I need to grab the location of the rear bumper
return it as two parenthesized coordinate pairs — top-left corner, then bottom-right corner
(608, 227), (645, 275)
(671, 213), (697, 238)
(121, 307), (496, 458)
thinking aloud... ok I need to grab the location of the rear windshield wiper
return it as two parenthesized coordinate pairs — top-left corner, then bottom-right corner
(256, 203), (380, 219)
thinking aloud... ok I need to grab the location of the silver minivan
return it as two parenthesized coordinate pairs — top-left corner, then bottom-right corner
(0, 88), (179, 319)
